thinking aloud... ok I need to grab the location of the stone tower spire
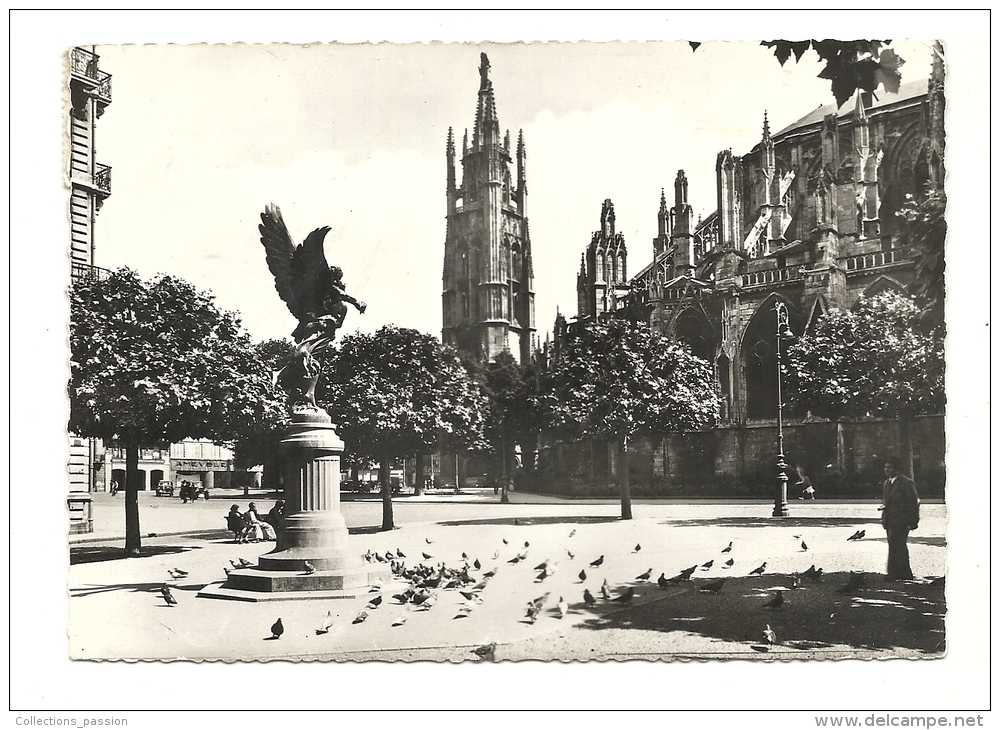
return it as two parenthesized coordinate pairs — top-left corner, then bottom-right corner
(671, 170), (694, 274)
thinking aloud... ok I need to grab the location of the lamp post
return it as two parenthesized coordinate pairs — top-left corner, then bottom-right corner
(773, 300), (795, 517)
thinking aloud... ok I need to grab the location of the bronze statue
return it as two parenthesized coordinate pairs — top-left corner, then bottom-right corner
(259, 204), (366, 409)
(479, 52), (491, 90)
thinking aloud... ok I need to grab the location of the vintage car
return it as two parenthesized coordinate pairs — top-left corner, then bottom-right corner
(155, 480), (174, 497)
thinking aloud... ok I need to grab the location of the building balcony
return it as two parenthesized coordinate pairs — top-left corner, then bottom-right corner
(93, 162), (112, 196)
(70, 47), (112, 108)
(843, 250), (899, 273)
(740, 264), (804, 289)
(71, 262), (112, 283)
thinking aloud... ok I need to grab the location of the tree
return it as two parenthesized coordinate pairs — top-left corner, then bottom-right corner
(540, 321), (718, 519)
(70, 268), (284, 556)
(896, 184), (947, 334)
(472, 351), (539, 487)
(785, 291), (945, 477)
(321, 326), (485, 530)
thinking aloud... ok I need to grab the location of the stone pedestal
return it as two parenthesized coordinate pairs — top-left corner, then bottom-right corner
(200, 409), (389, 602)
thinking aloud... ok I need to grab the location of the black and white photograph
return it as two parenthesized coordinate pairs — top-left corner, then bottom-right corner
(12, 8), (989, 720)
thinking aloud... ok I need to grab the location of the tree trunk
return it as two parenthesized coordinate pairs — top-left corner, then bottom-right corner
(380, 450), (394, 531)
(620, 435), (633, 520)
(899, 415), (915, 480)
(124, 443), (142, 557)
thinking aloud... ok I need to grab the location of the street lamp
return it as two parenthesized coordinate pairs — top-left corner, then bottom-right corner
(773, 300), (796, 517)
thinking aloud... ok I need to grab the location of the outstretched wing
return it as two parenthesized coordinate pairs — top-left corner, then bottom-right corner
(259, 204), (302, 319)
(290, 224), (333, 318)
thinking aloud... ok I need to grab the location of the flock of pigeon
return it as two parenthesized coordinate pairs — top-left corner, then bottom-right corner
(157, 524), (888, 657)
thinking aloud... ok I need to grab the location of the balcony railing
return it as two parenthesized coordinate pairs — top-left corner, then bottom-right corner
(70, 47), (112, 103)
(93, 163), (112, 196)
(71, 262), (112, 283)
(844, 250), (896, 272)
(740, 265), (803, 288)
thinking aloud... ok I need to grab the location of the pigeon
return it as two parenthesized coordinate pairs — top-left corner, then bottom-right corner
(459, 591), (482, 602)
(270, 618), (284, 639)
(657, 573), (670, 588)
(790, 574), (802, 590)
(472, 643), (497, 662)
(600, 579), (612, 600)
(748, 562), (767, 576)
(492, 550), (500, 559)
(454, 606), (473, 618)
(383, 551), (394, 562)
(589, 555), (605, 568)
(722, 541), (733, 554)
(525, 602), (541, 623)
(578, 569), (587, 582)
(533, 560), (549, 571)
(391, 615), (408, 627)
(636, 568), (652, 581)
(583, 588), (596, 605)
(763, 591), (785, 609)
(669, 566), (697, 583)
(802, 564), (818, 579)
(566, 549), (575, 560)
(524, 541), (530, 548)
(633, 544), (642, 553)
(224, 567), (232, 577)
(396, 549), (406, 559)
(557, 596), (568, 618)
(700, 578), (727, 593)
(422, 552), (433, 560)
(369, 583), (382, 592)
(160, 585), (177, 606)
(569, 529), (576, 538)
(808, 567), (825, 582)
(763, 624), (777, 646)
(374, 552), (387, 563)
(612, 587), (635, 603)
(353, 611), (368, 624)
(482, 568), (498, 579)
(502, 538), (508, 545)
(425, 538), (433, 544)
(366, 595), (383, 610)
(535, 568), (549, 582)
(847, 529), (866, 541)
(168, 568), (189, 579)
(837, 571), (866, 593)
(800, 540), (809, 552)
(473, 558), (481, 570)
(462, 552), (469, 560)
(303, 561), (317, 575)
(316, 611), (334, 635)
(723, 558), (734, 569)
(229, 559), (241, 569)
(364, 550), (374, 563)
(701, 560), (714, 570)
(238, 558), (253, 568)
(392, 590), (413, 604)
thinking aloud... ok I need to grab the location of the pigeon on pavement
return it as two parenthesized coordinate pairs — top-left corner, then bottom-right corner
(590, 555), (605, 568)
(722, 541), (733, 554)
(748, 562), (767, 576)
(473, 558), (481, 570)
(303, 561), (317, 575)
(391, 615), (408, 627)
(668, 566), (697, 583)
(533, 560), (549, 571)
(425, 537), (433, 544)
(168, 568), (189, 579)
(583, 588), (596, 605)
(353, 611), (368, 625)
(600, 579), (612, 600)
(700, 578), (727, 593)
(633, 544), (642, 553)
(578, 569), (587, 582)
(366, 595), (383, 610)
(636, 568), (652, 581)
(422, 552), (433, 560)
(566, 549), (575, 560)
(557, 596), (568, 618)
(612, 587), (635, 603)
(657, 573), (670, 588)
(763, 591), (785, 609)
(535, 568), (549, 582)
(847, 529), (866, 541)
(160, 585), (178, 606)
(568, 529), (576, 538)
(763, 624), (777, 645)
(396, 549), (406, 559)
(270, 618), (284, 639)
(316, 611), (334, 635)
(472, 643), (497, 662)
(801, 540), (809, 552)
(723, 558), (735, 569)
(238, 558), (253, 568)
(837, 571), (866, 593)
(701, 560), (714, 570)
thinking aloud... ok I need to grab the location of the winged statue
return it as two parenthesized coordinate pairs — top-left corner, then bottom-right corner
(259, 204), (366, 409)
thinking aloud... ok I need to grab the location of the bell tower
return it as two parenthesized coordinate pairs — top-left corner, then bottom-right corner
(442, 54), (535, 364)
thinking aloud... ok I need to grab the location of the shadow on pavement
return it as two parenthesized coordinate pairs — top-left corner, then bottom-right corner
(664, 516), (881, 529)
(70, 581), (210, 598)
(437, 515), (621, 528)
(567, 571), (946, 654)
(70, 544), (201, 565)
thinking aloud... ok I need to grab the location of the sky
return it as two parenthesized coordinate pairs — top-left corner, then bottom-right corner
(91, 36), (935, 345)
(11, 9), (991, 714)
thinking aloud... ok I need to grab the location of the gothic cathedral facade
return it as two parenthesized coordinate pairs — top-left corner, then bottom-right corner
(442, 54), (536, 364)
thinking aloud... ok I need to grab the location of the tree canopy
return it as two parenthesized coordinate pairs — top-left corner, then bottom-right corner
(321, 325), (486, 528)
(896, 185), (947, 334)
(785, 291), (945, 421)
(70, 268), (284, 554)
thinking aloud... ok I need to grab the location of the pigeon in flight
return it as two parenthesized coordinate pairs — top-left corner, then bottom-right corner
(303, 561), (317, 575)
(721, 541), (733, 554)
(723, 558), (734, 569)
(636, 568), (652, 581)
(557, 596), (568, 618)
(763, 591), (785, 609)
(847, 529), (866, 541)
(583, 588), (596, 605)
(613, 587), (635, 603)
(700, 578), (727, 593)
(316, 611), (334, 635)
(271, 618), (284, 639)
(160, 585), (178, 606)
(701, 560), (714, 570)
(748, 562), (767, 576)
(590, 555), (605, 568)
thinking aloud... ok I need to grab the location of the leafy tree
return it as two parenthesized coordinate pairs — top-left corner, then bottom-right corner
(540, 321), (718, 519)
(761, 39), (905, 106)
(70, 268), (284, 556)
(785, 291), (945, 477)
(472, 351), (539, 488)
(896, 185), (947, 334)
(321, 326), (486, 529)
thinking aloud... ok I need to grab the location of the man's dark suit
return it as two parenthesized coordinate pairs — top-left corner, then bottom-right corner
(881, 473), (920, 580)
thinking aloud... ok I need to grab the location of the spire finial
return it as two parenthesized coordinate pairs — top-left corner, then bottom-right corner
(763, 110), (771, 140)
(479, 52), (491, 91)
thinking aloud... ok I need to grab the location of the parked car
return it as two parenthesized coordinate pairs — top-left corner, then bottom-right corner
(155, 480), (174, 497)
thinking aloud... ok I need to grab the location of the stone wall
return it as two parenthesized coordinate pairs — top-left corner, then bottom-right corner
(531, 415), (945, 499)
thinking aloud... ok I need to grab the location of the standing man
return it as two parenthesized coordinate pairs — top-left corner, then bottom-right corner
(880, 456), (920, 581)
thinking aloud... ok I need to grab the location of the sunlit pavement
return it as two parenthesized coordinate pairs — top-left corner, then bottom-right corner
(69, 491), (946, 665)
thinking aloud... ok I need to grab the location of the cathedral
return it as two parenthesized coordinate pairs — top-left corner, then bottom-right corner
(442, 53), (536, 365)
